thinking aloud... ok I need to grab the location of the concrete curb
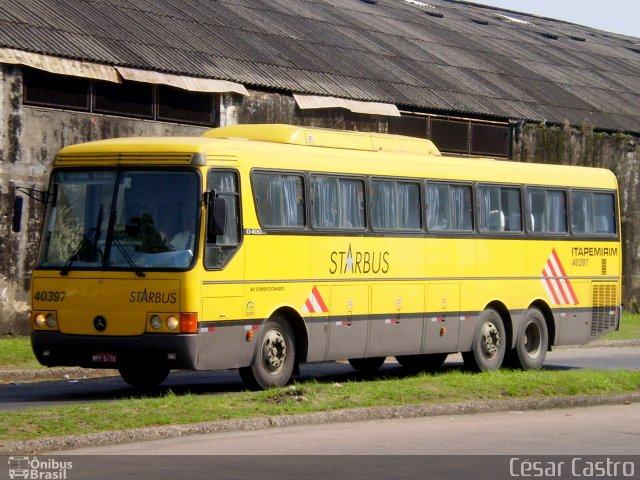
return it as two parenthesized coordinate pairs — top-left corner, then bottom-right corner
(2, 392), (639, 455)
(0, 367), (118, 384)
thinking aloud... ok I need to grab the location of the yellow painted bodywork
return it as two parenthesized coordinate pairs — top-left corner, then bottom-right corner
(34, 124), (621, 352)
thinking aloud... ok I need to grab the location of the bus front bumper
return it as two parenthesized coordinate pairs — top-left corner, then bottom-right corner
(31, 331), (198, 370)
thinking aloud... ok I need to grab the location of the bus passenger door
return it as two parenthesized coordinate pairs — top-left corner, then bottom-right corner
(325, 284), (368, 360)
(199, 169), (246, 370)
(424, 283), (460, 354)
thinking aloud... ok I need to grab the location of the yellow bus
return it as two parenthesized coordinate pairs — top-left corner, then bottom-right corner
(25, 124), (621, 389)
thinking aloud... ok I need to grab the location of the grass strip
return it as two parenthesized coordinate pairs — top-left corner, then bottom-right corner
(1, 369), (639, 443)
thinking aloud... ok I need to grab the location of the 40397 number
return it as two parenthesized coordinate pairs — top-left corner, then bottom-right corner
(33, 290), (66, 302)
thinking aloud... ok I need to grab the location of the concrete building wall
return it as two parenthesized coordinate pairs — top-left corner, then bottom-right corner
(513, 123), (639, 309)
(1, 64), (638, 334)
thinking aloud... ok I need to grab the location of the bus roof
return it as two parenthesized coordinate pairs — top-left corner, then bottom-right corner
(202, 123), (441, 156)
(53, 124), (617, 190)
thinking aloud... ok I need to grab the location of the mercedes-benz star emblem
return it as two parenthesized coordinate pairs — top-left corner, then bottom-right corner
(93, 316), (107, 332)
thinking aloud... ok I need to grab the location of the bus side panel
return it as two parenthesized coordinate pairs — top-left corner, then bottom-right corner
(366, 283), (424, 357)
(325, 284), (368, 360)
(305, 318), (329, 362)
(424, 283), (460, 354)
(555, 280), (589, 345)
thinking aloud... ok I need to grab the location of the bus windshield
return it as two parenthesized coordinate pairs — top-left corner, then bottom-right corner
(38, 169), (200, 271)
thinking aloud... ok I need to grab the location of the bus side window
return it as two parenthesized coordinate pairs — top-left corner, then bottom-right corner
(205, 170), (241, 269)
(372, 179), (421, 231)
(479, 185), (521, 233)
(526, 188), (567, 234)
(593, 192), (615, 234)
(311, 175), (365, 230)
(571, 190), (616, 236)
(252, 171), (305, 228)
(426, 183), (473, 232)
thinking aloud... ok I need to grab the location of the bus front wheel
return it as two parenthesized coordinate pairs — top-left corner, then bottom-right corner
(239, 316), (296, 390)
(348, 356), (386, 373)
(462, 309), (506, 372)
(396, 353), (448, 372)
(118, 361), (170, 389)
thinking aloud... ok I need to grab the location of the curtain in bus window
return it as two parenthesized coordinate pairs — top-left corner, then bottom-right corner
(338, 178), (364, 228)
(401, 182), (421, 229)
(311, 176), (338, 229)
(427, 184), (447, 231)
(527, 189), (545, 233)
(571, 191), (592, 234)
(479, 187), (503, 232)
(547, 190), (567, 233)
(281, 175), (304, 227)
(371, 180), (396, 229)
(502, 188), (521, 232)
(451, 185), (472, 231)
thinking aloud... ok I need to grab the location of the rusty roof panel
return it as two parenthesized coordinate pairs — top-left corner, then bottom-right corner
(0, 0), (638, 133)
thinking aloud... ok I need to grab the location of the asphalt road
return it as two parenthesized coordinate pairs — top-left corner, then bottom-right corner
(0, 346), (638, 412)
(52, 402), (640, 455)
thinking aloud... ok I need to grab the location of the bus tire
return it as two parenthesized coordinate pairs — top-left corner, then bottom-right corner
(348, 356), (386, 373)
(396, 353), (448, 372)
(239, 316), (295, 390)
(462, 309), (506, 372)
(511, 308), (548, 370)
(118, 362), (170, 389)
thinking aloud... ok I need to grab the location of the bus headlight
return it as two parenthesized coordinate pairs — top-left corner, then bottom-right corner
(45, 313), (57, 328)
(34, 313), (47, 327)
(150, 315), (162, 330)
(166, 316), (179, 331)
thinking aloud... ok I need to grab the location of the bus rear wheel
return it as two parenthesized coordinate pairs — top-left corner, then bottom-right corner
(508, 308), (548, 370)
(396, 353), (448, 372)
(462, 308), (506, 372)
(118, 361), (170, 389)
(239, 316), (295, 390)
(348, 356), (386, 373)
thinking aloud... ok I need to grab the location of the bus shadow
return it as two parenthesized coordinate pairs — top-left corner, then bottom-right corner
(1, 360), (581, 408)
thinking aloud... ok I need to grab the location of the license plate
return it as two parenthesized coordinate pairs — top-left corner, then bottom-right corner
(91, 352), (117, 364)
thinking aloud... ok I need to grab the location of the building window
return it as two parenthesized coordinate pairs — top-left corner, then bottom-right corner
(431, 118), (469, 154)
(158, 86), (215, 126)
(22, 67), (218, 127)
(94, 81), (153, 119)
(23, 68), (90, 111)
(389, 114), (510, 158)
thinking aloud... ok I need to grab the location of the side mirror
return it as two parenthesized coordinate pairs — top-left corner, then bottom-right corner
(12, 196), (23, 233)
(206, 192), (227, 242)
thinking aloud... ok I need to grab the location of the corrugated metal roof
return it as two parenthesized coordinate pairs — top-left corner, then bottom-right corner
(0, 0), (638, 133)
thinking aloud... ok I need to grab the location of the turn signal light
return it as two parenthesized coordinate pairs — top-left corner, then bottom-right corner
(180, 312), (198, 334)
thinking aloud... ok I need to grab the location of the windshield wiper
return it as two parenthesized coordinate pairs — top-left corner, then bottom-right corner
(60, 206), (104, 276)
(111, 238), (145, 278)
